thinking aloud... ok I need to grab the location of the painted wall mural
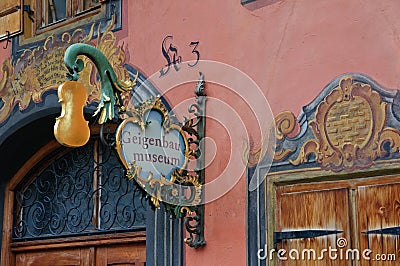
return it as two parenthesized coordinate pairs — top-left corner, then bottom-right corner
(0, 16), (130, 124)
(247, 73), (400, 172)
(247, 73), (400, 266)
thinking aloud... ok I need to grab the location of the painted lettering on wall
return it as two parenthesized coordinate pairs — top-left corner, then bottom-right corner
(35, 48), (67, 88)
(159, 35), (200, 77)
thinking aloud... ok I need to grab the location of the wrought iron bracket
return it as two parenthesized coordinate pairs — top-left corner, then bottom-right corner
(181, 72), (206, 248)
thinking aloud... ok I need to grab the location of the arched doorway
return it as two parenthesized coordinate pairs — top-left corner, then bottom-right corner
(3, 136), (147, 265)
(0, 66), (184, 266)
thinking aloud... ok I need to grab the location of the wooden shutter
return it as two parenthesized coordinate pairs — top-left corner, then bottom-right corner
(275, 187), (351, 265)
(0, 0), (22, 41)
(358, 182), (400, 264)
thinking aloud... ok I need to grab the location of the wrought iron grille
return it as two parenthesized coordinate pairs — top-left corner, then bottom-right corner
(13, 139), (147, 241)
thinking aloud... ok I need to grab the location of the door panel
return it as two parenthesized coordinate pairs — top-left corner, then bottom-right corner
(358, 183), (400, 265)
(14, 243), (146, 266)
(276, 187), (351, 265)
(96, 244), (146, 266)
(15, 248), (90, 266)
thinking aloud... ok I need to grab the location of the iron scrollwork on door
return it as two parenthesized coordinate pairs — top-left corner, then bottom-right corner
(13, 139), (147, 240)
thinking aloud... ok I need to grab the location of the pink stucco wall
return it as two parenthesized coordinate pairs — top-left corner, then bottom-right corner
(117, 1), (400, 265)
(0, 40), (10, 68)
(121, 0), (400, 113)
(1, 0), (400, 265)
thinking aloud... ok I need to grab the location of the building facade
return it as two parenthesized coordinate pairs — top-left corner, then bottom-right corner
(1, 0), (400, 265)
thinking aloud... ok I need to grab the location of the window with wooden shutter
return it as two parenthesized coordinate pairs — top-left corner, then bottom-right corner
(270, 174), (400, 265)
(14, 0), (123, 52)
(358, 180), (400, 263)
(37, 0), (102, 31)
(246, 74), (400, 265)
(0, 0), (23, 41)
(274, 183), (351, 265)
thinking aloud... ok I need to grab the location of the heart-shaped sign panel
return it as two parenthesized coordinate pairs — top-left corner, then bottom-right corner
(117, 110), (188, 181)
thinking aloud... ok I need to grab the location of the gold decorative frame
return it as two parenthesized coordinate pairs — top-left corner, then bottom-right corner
(115, 97), (201, 209)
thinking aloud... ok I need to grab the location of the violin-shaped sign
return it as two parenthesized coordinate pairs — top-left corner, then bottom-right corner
(54, 81), (90, 147)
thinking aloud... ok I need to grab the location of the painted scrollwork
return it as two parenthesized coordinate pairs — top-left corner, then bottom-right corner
(378, 127), (400, 157)
(244, 111), (297, 167)
(274, 111), (298, 162)
(291, 76), (400, 171)
(0, 15), (130, 124)
(248, 75), (400, 172)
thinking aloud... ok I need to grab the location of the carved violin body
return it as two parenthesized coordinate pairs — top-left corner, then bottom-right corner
(54, 81), (90, 147)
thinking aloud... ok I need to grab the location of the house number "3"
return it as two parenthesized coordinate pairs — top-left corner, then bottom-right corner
(159, 35), (200, 77)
